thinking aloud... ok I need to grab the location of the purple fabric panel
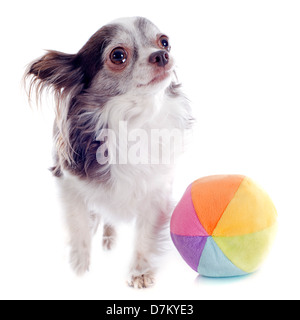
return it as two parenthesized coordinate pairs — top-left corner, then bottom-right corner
(171, 233), (208, 272)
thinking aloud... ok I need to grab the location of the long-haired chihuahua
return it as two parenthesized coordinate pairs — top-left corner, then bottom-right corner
(25, 17), (193, 289)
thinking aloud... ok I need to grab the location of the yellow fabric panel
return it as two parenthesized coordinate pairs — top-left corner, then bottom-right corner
(213, 177), (277, 237)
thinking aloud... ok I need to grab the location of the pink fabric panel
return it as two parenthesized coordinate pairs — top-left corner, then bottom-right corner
(171, 184), (208, 236)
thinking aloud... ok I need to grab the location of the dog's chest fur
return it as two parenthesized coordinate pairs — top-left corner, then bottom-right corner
(59, 89), (190, 224)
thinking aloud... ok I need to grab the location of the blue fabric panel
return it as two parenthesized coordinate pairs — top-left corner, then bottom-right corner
(197, 237), (247, 277)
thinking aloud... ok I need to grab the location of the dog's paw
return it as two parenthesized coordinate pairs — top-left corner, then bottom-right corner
(69, 246), (90, 276)
(127, 273), (155, 289)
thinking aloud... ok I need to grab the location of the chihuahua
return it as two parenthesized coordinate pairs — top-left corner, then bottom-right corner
(25, 17), (193, 288)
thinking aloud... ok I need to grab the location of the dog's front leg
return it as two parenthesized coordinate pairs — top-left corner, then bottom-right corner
(59, 182), (94, 276)
(128, 209), (169, 289)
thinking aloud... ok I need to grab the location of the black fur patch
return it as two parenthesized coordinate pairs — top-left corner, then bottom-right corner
(26, 24), (121, 181)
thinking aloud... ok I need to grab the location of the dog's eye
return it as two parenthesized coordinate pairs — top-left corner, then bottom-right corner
(110, 48), (127, 65)
(159, 36), (170, 51)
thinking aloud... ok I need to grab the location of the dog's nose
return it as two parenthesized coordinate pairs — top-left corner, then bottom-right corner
(149, 50), (169, 67)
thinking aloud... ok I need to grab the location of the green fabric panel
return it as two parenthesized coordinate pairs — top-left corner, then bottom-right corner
(213, 223), (278, 273)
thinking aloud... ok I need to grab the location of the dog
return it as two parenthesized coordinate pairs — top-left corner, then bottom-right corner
(25, 17), (193, 289)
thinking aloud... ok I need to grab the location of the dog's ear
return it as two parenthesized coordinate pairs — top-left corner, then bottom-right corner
(26, 50), (82, 98)
(25, 24), (118, 102)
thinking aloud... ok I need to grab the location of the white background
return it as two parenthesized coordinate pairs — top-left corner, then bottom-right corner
(0, 0), (299, 300)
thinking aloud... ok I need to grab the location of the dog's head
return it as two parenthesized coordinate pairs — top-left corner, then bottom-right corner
(25, 17), (190, 180)
(93, 17), (175, 94)
(26, 17), (175, 103)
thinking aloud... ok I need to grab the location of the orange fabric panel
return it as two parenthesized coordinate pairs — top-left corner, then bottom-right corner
(191, 175), (245, 235)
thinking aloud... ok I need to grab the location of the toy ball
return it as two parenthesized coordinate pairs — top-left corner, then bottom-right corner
(170, 175), (278, 277)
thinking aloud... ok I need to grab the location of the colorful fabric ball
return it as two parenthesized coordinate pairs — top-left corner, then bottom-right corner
(170, 175), (278, 277)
